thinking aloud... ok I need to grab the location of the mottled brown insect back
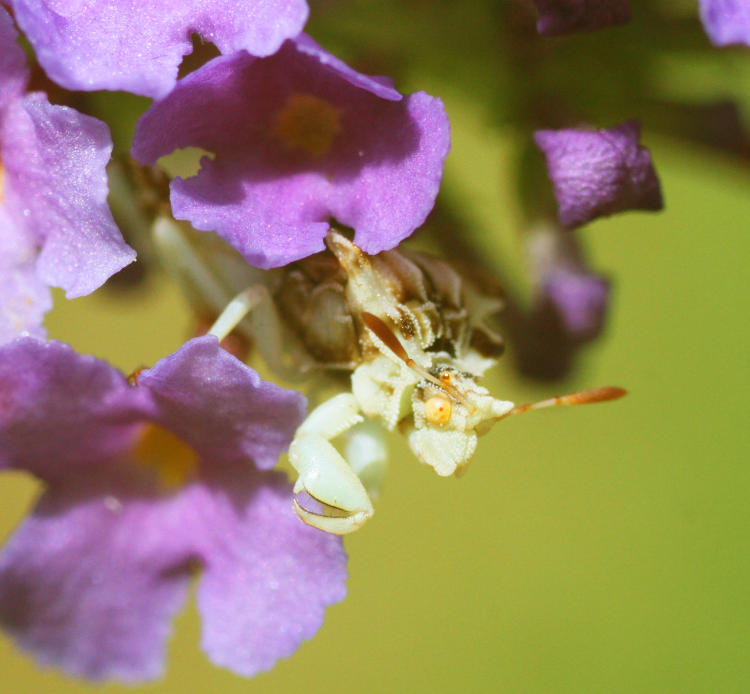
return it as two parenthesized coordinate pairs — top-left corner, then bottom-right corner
(275, 263), (360, 367)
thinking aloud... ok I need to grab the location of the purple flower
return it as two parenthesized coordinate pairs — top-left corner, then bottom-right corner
(0, 335), (347, 681)
(532, 0), (631, 36)
(0, 208), (51, 343)
(0, 8), (134, 342)
(541, 270), (610, 341)
(699, 0), (750, 46)
(132, 35), (450, 269)
(534, 120), (663, 229)
(10, 0), (309, 98)
(526, 224), (610, 345)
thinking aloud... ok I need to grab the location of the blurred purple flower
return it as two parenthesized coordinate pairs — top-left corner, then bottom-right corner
(527, 225), (610, 344)
(699, 0), (750, 46)
(132, 35), (450, 269)
(534, 120), (663, 229)
(10, 0), (309, 98)
(541, 270), (610, 341)
(532, 0), (631, 36)
(0, 335), (347, 681)
(0, 8), (134, 342)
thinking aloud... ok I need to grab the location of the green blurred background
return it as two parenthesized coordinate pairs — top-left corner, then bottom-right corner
(2, 1), (750, 692)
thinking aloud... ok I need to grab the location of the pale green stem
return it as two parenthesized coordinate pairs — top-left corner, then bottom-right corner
(152, 216), (228, 312)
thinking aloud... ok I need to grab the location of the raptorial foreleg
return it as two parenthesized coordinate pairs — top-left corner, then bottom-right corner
(289, 394), (386, 535)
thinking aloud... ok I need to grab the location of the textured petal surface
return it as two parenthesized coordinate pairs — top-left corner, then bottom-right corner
(194, 466), (347, 676)
(699, 0), (750, 46)
(0, 7), (29, 109)
(0, 465), (346, 681)
(137, 335), (307, 470)
(542, 270), (610, 341)
(132, 40), (450, 268)
(0, 472), (193, 681)
(293, 34), (401, 101)
(11, 0), (309, 98)
(1, 93), (135, 297)
(0, 260), (51, 343)
(532, 0), (631, 36)
(326, 90), (450, 255)
(534, 121), (663, 229)
(0, 206), (51, 342)
(0, 335), (344, 681)
(0, 10), (50, 340)
(0, 338), (149, 480)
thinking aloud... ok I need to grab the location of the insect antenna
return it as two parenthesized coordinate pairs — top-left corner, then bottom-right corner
(361, 311), (476, 412)
(501, 386), (627, 419)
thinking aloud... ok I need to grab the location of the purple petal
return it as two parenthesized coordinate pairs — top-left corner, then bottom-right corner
(327, 90), (450, 255)
(0, 338), (149, 481)
(132, 41), (450, 268)
(699, 0), (750, 46)
(0, 206), (34, 263)
(0, 7), (29, 109)
(0, 465), (345, 681)
(534, 121), (663, 229)
(293, 34), (401, 101)
(0, 473), (194, 681)
(0, 207), (51, 342)
(11, 0), (309, 98)
(1, 93), (135, 297)
(532, 0), (631, 36)
(0, 335), (345, 681)
(137, 335), (307, 470)
(0, 261), (52, 343)
(542, 270), (610, 341)
(194, 466), (347, 676)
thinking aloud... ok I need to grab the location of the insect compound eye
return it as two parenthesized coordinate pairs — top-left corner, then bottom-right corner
(424, 394), (453, 426)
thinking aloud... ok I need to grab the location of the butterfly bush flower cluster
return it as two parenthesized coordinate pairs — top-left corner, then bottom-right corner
(0, 0), (450, 680)
(0, 0), (740, 684)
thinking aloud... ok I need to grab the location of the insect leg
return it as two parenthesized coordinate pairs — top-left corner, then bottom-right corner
(343, 420), (388, 503)
(290, 394), (376, 534)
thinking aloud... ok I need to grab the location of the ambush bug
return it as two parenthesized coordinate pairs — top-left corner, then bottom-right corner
(156, 220), (625, 535)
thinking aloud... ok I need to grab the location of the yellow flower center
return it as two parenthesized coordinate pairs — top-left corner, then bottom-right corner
(273, 93), (341, 157)
(133, 424), (197, 489)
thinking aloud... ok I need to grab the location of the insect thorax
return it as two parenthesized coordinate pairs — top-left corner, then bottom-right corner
(273, 231), (505, 375)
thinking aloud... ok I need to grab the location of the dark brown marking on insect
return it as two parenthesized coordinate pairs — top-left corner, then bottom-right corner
(427, 336), (457, 358)
(396, 308), (418, 339)
(469, 328), (505, 358)
(362, 312), (410, 362)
